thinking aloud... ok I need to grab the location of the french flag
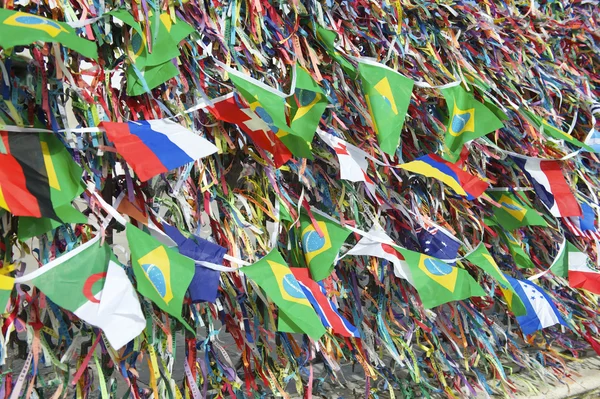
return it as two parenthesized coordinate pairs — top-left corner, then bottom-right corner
(512, 157), (581, 218)
(101, 120), (218, 181)
(290, 268), (359, 338)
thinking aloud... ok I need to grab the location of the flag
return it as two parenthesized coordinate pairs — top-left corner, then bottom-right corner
(512, 157), (581, 217)
(0, 275), (14, 313)
(126, 223), (195, 331)
(0, 132), (83, 222)
(584, 128), (600, 153)
(16, 236), (145, 349)
(358, 59), (413, 156)
(488, 192), (548, 230)
(465, 245), (526, 316)
(289, 65), (328, 142)
(563, 201), (600, 240)
(291, 267), (359, 338)
(242, 250), (325, 340)
(501, 231), (536, 269)
(125, 60), (180, 96)
(317, 130), (380, 203)
(300, 214), (351, 281)
(397, 248), (486, 308)
(521, 109), (592, 151)
(206, 93), (292, 167)
(314, 25), (357, 78)
(228, 68), (313, 159)
(101, 120), (218, 181)
(416, 225), (461, 263)
(115, 194), (176, 246)
(0, 9), (97, 59)
(399, 154), (488, 200)
(440, 85), (503, 161)
(163, 224), (226, 303)
(504, 275), (567, 336)
(551, 241), (600, 295)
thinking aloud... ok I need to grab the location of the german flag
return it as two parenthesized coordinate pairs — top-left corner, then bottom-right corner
(0, 132), (81, 220)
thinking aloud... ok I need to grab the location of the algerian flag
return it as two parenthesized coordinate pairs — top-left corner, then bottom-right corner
(15, 236), (146, 349)
(488, 192), (548, 231)
(551, 241), (600, 295)
(441, 85), (503, 161)
(358, 59), (414, 156)
(520, 109), (593, 151)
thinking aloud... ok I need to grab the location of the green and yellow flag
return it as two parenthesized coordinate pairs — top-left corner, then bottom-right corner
(242, 249), (325, 340)
(289, 65), (329, 142)
(398, 248), (486, 309)
(358, 60), (414, 156)
(521, 109), (593, 151)
(315, 24), (357, 79)
(488, 192), (548, 231)
(300, 214), (351, 281)
(440, 85), (503, 161)
(0, 9), (97, 58)
(501, 231), (536, 269)
(465, 244), (526, 315)
(0, 274), (14, 313)
(127, 224), (195, 331)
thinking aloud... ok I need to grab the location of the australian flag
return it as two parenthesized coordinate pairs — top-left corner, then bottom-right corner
(417, 225), (461, 263)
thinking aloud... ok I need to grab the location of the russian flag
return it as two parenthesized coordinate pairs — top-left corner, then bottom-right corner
(290, 267), (359, 338)
(512, 157), (581, 218)
(101, 120), (218, 181)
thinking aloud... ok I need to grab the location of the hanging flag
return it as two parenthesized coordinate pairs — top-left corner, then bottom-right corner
(0, 132), (83, 223)
(512, 157), (581, 218)
(115, 194), (177, 247)
(0, 9), (97, 59)
(520, 109), (593, 151)
(345, 225), (413, 283)
(500, 230), (536, 269)
(16, 236), (145, 349)
(317, 130), (381, 203)
(300, 214), (351, 281)
(242, 250), (326, 340)
(563, 201), (600, 240)
(289, 65), (329, 142)
(488, 191), (548, 231)
(101, 120), (218, 182)
(551, 241), (600, 295)
(127, 223), (195, 331)
(397, 248), (486, 308)
(125, 60), (180, 96)
(0, 275), (14, 313)
(358, 59), (413, 156)
(504, 275), (567, 336)
(291, 267), (359, 338)
(465, 244), (526, 316)
(440, 85), (503, 161)
(314, 24), (357, 79)
(584, 128), (600, 153)
(416, 225), (461, 263)
(400, 154), (488, 200)
(206, 93), (292, 167)
(163, 224), (226, 303)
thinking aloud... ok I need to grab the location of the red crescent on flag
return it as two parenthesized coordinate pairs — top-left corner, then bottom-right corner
(82, 272), (107, 304)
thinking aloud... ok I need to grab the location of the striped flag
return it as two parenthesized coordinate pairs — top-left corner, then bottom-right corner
(563, 201), (600, 240)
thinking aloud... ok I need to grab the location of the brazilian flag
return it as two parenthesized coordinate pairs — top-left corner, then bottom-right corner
(440, 85), (504, 162)
(488, 192), (548, 231)
(358, 59), (414, 156)
(0, 9), (97, 58)
(520, 108), (593, 151)
(288, 65), (329, 143)
(398, 248), (486, 309)
(242, 249), (325, 340)
(500, 230), (535, 269)
(465, 244), (526, 316)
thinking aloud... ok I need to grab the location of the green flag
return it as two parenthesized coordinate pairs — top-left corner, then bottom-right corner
(520, 109), (593, 151)
(501, 231), (535, 269)
(488, 192), (548, 231)
(300, 214), (351, 281)
(358, 60), (413, 156)
(397, 248), (486, 309)
(242, 249), (325, 340)
(127, 223), (195, 331)
(126, 60), (180, 96)
(0, 9), (97, 59)
(18, 134), (86, 240)
(314, 25), (357, 79)
(465, 244), (526, 316)
(0, 274), (14, 313)
(289, 65), (328, 142)
(440, 85), (503, 161)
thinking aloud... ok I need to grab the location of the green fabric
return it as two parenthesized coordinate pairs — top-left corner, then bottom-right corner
(126, 60), (180, 96)
(0, 275), (14, 313)
(358, 61), (414, 156)
(127, 223), (195, 331)
(18, 204), (86, 241)
(440, 85), (504, 161)
(288, 65), (328, 142)
(300, 214), (351, 281)
(549, 241), (579, 278)
(520, 108), (593, 151)
(398, 247), (486, 309)
(465, 244), (526, 316)
(315, 25), (357, 79)
(501, 231), (536, 269)
(0, 9), (97, 59)
(488, 192), (548, 231)
(242, 249), (325, 340)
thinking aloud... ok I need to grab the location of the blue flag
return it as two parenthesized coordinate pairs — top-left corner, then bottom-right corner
(163, 225), (226, 303)
(417, 225), (461, 263)
(504, 275), (567, 335)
